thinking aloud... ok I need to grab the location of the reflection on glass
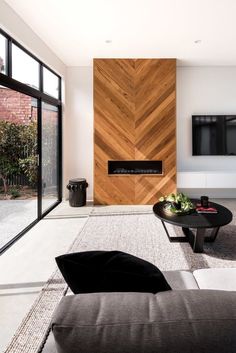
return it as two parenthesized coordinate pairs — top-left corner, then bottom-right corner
(43, 67), (59, 98)
(12, 44), (39, 89)
(42, 102), (58, 212)
(226, 117), (236, 155)
(0, 34), (6, 74)
(192, 115), (236, 155)
(0, 86), (38, 250)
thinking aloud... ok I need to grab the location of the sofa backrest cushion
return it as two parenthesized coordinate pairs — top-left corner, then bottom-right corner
(55, 251), (171, 294)
(52, 290), (236, 353)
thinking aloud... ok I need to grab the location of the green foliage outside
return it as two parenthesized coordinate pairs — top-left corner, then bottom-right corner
(9, 187), (21, 198)
(18, 120), (38, 186)
(0, 120), (37, 195)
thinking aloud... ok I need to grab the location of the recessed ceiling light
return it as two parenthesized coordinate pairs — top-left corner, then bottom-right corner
(105, 39), (112, 44)
(194, 39), (202, 44)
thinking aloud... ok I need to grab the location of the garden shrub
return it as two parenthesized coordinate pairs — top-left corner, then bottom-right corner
(0, 120), (37, 194)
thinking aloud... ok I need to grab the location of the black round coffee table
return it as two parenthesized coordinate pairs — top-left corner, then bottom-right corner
(153, 199), (232, 253)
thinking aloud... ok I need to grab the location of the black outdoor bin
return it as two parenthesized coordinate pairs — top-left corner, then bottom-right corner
(67, 178), (88, 207)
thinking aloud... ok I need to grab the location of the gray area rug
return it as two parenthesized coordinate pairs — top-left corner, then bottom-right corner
(4, 205), (236, 352)
(77, 212), (236, 270)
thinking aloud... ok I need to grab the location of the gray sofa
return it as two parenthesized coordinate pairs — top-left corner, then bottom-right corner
(42, 268), (236, 353)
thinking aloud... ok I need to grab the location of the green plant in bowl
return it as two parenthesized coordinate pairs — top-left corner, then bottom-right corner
(159, 193), (195, 215)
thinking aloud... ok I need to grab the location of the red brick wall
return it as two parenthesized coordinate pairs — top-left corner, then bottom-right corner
(0, 87), (57, 125)
(0, 87), (36, 124)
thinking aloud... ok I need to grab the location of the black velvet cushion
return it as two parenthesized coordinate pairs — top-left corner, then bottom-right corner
(55, 251), (171, 294)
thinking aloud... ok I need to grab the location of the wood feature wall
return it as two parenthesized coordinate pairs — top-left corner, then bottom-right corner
(94, 59), (176, 205)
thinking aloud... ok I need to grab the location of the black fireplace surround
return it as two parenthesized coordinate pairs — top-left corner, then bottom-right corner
(108, 161), (163, 175)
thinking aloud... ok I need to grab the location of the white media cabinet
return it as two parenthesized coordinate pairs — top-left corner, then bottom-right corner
(177, 171), (236, 189)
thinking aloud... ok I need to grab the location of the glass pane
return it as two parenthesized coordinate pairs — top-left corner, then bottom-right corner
(12, 44), (39, 89)
(0, 86), (38, 250)
(0, 34), (7, 74)
(42, 102), (58, 212)
(43, 67), (59, 98)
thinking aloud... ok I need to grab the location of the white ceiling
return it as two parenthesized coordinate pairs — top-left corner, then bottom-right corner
(4, 0), (236, 67)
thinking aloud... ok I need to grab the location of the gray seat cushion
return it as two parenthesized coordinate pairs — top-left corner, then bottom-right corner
(52, 290), (236, 353)
(193, 268), (236, 291)
(41, 271), (198, 352)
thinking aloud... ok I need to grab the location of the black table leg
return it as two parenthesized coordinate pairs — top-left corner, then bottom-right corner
(161, 221), (188, 243)
(193, 228), (205, 253)
(182, 227), (205, 253)
(182, 227), (193, 244)
(205, 227), (220, 242)
(162, 221), (218, 253)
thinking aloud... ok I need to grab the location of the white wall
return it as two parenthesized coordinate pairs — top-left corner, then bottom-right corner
(177, 66), (236, 172)
(65, 67), (93, 200)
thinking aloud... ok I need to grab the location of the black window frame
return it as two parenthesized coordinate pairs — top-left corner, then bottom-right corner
(0, 27), (62, 254)
(0, 32), (7, 74)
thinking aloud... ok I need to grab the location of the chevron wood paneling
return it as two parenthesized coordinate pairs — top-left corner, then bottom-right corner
(94, 59), (136, 204)
(94, 59), (176, 205)
(134, 59), (176, 204)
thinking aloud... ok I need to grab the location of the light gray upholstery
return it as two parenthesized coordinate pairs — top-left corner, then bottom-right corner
(163, 270), (199, 289)
(41, 270), (198, 353)
(52, 290), (236, 353)
(193, 268), (236, 290)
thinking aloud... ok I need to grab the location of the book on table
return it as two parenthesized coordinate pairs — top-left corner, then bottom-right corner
(196, 204), (218, 214)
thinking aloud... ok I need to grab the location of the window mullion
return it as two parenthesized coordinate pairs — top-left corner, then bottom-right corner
(39, 64), (43, 92)
(7, 38), (12, 77)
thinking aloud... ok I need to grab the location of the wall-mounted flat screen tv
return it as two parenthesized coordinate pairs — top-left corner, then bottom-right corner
(192, 115), (236, 156)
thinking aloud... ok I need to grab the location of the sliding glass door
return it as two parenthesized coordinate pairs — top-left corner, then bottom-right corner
(0, 87), (38, 248)
(0, 28), (62, 253)
(42, 103), (59, 212)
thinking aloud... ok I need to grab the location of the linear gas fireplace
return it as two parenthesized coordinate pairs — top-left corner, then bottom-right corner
(108, 160), (163, 175)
